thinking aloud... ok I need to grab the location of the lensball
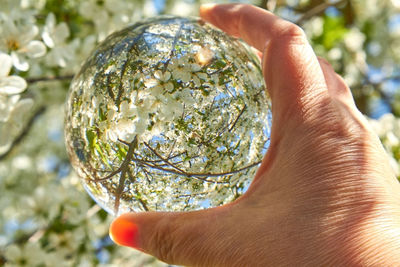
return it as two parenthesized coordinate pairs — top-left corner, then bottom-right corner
(65, 16), (271, 215)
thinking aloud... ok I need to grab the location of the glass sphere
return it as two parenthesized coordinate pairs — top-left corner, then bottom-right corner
(65, 16), (271, 215)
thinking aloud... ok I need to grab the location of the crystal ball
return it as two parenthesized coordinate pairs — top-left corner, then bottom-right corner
(65, 16), (271, 215)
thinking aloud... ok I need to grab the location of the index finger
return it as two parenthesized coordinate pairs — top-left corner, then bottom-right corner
(200, 4), (329, 127)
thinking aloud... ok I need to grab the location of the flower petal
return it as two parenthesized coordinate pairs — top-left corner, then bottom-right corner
(4, 244), (21, 260)
(0, 53), (12, 77)
(180, 72), (191, 83)
(150, 85), (163, 96)
(25, 40), (46, 58)
(165, 82), (174, 92)
(22, 25), (39, 45)
(163, 71), (171, 82)
(42, 31), (55, 48)
(191, 63), (201, 72)
(45, 13), (56, 31)
(10, 98), (34, 126)
(154, 70), (162, 80)
(144, 78), (158, 88)
(0, 76), (27, 95)
(0, 95), (20, 122)
(54, 22), (70, 43)
(192, 76), (201, 87)
(11, 52), (29, 71)
(0, 127), (12, 154)
(197, 72), (208, 80)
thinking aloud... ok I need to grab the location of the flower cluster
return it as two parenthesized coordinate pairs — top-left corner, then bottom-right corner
(0, 8), (41, 154)
(65, 17), (270, 215)
(0, 0), (156, 159)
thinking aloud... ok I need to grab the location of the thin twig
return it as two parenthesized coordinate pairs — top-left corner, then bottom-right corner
(128, 170), (149, 211)
(229, 105), (246, 132)
(203, 105), (245, 145)
(161, 21), (184, 73)
(132, 152), (261, 183)
(352, 74), (400, 115)
(144, 142), (186, 174)
(114, 164), (128, 215)
(184, 160), (262, 178)
(208, 63), (231, 76)
(137, 197), (149, 211)
(0, 106), (46, 160)
(26, 74), (74, 83)
(90, 137), (137, 182)
(296, 0), (347, 25)
(132, 158), (222, 183)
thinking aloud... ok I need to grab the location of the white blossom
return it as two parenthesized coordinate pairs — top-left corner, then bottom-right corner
(4, 243), (46, 266)
(0, 53), (27, 95)
(0, 12), (46, 71)
(188, 63), (208, 87)
(42, 13), (74, 67)
(344, 28), (366, 52)
(149, 70), (174, 95)
(171, 57), (192, 82)
(170, 0), (196, 16)
(392, 0), (400, 9)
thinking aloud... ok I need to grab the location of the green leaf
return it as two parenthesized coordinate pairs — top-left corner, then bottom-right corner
(116, 144), (128, 161)
(86, 129), (97, 151)
(313, 15), (348, 50)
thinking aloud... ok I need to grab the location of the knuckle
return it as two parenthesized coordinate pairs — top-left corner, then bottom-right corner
(317, 56), (332, 67)
(273, 23), (308, 45)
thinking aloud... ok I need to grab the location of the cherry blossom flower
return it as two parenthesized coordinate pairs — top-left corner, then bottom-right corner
(147, 70), (174, 95)
(171, 58), (208, 86)
(42, 13), (75, 68)
(0, 53), (27, 124)
(0, 53), (26, 95)
(4, 242), (45, 266)
(0, 12), (46, 71)
(188, 63), (208, 87)
(171, 57), (191, 82)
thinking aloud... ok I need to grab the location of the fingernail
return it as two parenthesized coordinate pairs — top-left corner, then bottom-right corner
(109, 216), (140, 249)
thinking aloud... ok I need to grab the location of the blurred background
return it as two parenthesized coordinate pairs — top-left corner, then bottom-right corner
(0, 0), (399, 266)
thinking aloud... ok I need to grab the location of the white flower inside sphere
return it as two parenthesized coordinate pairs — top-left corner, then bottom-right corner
(65, 16), (271, 215)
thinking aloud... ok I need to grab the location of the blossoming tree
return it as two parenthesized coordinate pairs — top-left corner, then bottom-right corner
(1, 0), (400, 266)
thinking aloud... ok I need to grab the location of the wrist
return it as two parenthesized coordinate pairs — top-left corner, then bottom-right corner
(330, 202), (400, 266)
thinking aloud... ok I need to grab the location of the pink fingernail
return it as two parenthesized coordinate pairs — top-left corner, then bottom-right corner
(109, 216), (140, 249)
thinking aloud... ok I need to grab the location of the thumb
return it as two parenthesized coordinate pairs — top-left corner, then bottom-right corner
(109, 206), (235, 265)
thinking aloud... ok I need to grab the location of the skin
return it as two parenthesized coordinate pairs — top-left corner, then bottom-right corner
(110, 4), (400, 266)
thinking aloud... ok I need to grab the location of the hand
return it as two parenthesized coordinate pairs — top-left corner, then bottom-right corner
(109, 4), (400, 266)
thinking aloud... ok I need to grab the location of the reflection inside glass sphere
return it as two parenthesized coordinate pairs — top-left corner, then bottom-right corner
(65, 16), (271, 215)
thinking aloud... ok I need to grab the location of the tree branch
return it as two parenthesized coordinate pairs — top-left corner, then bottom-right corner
(229, 105), (246, 132)
(26, 74), (74, 84)
(90, 137), (138, 182)
(143, 141), (187, 175)
(0, 106), (46, 160)
(296, 0), (347, 25)
(352, 74), (400, 115)
(135, 144), (262, 183)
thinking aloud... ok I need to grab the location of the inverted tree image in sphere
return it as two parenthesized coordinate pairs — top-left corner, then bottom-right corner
(65, 16), (271, 215)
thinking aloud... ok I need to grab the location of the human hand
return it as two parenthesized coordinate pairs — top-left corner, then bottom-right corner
(109, 4), (400, 266)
